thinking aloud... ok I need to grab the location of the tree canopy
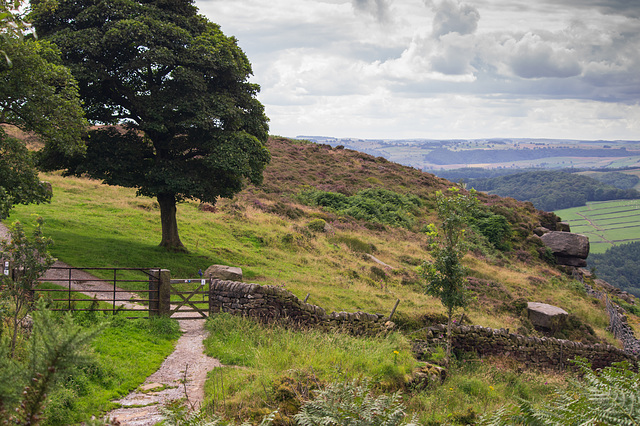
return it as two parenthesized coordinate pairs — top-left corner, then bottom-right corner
(0, 0), (86, 218)
(32, 0), (270, 250)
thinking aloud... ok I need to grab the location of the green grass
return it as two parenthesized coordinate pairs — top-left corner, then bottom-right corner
(554, 199), (640, 253)
(2, 307), (180, 425)
(202, 314), (564, 425)
(42, 314), (180, 425)
(203, 313), (417, 422)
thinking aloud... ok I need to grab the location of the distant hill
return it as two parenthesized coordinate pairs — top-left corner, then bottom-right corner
(425, 147), (634, 165)
(469, 170), (639, 211)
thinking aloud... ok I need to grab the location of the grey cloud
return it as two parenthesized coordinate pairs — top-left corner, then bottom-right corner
(431, 0), (480, 39)
(508, 37), (582, 79)
(352, 0), (391, 22)
(545, 0), (640, 18)
(431, 34), (477, 75)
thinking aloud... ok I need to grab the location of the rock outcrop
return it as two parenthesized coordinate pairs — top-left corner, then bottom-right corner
(540, 231), (589, 267)
(205, 265), (243, 281)
(527, 302), (568, 331)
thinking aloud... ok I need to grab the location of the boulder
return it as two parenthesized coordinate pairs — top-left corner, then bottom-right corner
(557, 222), (571, 232)
(540, 231), (589, 259)
(555, 255), (587, 267)
(205, 265), (243, 281)
(527, 302), (568, 330)
(533, 227), (550, 236)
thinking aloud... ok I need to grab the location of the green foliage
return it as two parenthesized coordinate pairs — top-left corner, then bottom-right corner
(307, 219), (327, 233)
(203, 313), (418, 418)
(479, 358), (640, 425)
(0, 131), (51, 219)
(421, 187), (478, 363)
(328, 235), (376, 254)
(0, 20), (86, 218)
(0, 218), (54, 356)
(471, 170), (639, 211)
(0, 37), (86, 156)
(591, 171), (640, 190)
(0, 301), (100, 425)
(470, 210), (512, 251)
(160, 401), (276, 426)
(32, 0), (270, 250)
(298, 188), (422, 229)
(588, 241), (640, 297)
(294, 379), (418, 426)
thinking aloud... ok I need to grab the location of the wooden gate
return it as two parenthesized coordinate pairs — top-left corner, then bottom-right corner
(168, 278), (210, 319)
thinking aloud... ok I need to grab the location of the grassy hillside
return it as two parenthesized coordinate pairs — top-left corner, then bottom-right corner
(5, 136), (640, 423)
(6, 137), (628, 340)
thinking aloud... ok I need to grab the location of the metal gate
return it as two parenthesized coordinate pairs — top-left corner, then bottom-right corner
(33, 266), (160, 318)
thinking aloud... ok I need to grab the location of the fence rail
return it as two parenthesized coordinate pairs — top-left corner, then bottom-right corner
(32, 266), (161, 318)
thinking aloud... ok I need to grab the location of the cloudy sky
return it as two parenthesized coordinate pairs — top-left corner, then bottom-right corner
(196, 0), (640, 141)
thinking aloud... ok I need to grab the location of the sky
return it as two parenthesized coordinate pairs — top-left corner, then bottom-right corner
(195, 0), (640, 141)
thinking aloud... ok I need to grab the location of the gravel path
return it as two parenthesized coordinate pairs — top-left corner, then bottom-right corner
(1, 222), (221, 425)
(106, 317), (221, 425)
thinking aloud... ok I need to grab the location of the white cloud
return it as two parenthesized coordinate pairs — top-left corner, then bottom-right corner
(196, 0), (640, 140)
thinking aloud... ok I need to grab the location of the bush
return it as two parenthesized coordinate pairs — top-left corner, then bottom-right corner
(307, 219), (327, 233)
(297, 188), (422, 229)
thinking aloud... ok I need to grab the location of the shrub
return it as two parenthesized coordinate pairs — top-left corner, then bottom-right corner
(307, 219), (327, 233)
(329, 235), (376, 254)
(297, 188), (422, 229)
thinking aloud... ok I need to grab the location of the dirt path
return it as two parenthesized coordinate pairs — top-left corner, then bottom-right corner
(106, 317), (221, 425)
(1, 222), (221, 425)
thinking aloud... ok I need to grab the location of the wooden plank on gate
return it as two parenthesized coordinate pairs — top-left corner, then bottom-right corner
(170, 283), (208, 318)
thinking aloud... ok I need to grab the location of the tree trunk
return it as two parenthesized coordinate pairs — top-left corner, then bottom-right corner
(445, 306), (453, 367)
(157, 193), (186, 252)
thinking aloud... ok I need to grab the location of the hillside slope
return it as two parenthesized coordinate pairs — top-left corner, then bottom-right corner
(7, 136), (638, 344)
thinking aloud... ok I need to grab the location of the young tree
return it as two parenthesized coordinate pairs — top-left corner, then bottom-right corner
(422, 186), (478, 365)
(31, 0), (271, 251)
(0, 218), (54, 357)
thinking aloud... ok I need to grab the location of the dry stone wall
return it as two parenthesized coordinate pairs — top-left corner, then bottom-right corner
(413, 324), (638, 370)
(208, 279), (390, 335)
(207, 280), (638, 370)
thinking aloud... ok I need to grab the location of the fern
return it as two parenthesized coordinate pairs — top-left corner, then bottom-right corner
(294, 379), (418, 426)
(479, 358), (640, 426)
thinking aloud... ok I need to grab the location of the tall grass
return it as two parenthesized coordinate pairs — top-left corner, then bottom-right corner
(203, 313), (418, 422)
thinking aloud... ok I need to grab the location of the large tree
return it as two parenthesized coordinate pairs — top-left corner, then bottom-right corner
(0, 0), (86, 219)
(32, 0), (270, 251)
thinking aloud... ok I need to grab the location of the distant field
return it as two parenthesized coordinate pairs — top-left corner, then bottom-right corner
(554, 199), (640, 253)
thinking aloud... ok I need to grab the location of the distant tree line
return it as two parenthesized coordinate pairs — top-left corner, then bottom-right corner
(589, 242), (640, 298)
(431, 168), (640, 191)
(591, 171), (639, 189)
(469, 170), (639, 211)
(424, 147), (633, 165)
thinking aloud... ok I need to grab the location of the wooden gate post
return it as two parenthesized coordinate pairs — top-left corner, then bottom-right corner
(149, 269), (171, 317)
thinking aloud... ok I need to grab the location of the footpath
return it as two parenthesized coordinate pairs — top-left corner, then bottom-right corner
(0, 223), (220, 425)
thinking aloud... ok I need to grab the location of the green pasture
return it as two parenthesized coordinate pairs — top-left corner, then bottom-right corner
(554, 199), (640, 253)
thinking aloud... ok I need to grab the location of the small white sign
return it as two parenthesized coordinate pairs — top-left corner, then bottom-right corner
(201, 279), (206, 286)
